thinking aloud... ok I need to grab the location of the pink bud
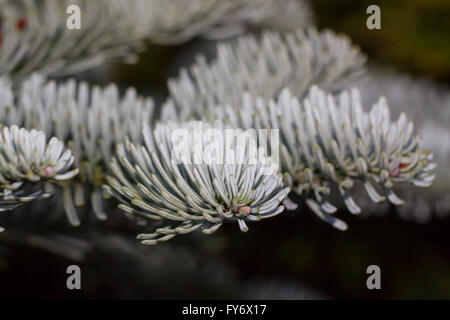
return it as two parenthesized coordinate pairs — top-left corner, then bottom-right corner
(16, 18), (27, 31)
(237, 205), (251, 216)
(389, 167), (400, 177)
(43, 166), (55, 177)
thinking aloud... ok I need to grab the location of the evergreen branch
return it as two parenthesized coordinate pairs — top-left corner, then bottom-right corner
(0, 125), (78, 231)
(0, 0), (156, 80)
(224, 86), (436, 229)
(104, 121), (290, 245)
(0, 74), (154, 225)
(150, 0), (313, 44)
(164, 28), (366, 121)
(0, 0), (312, 80)
(359, 70), (450, 222)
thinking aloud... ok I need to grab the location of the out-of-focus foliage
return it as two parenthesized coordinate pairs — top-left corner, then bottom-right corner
(0, 0), (313, 81)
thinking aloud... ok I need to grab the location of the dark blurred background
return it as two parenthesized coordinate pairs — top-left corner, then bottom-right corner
(0, 0), (449, 300)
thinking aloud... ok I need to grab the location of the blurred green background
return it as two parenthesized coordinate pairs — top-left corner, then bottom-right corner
(312, 0), (450, 83)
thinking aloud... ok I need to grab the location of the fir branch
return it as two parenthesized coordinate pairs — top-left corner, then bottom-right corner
(104, 121), (290, 245)
(0, 74), (154, 225)
(359, 70), (450, 222)
(151, 0), (313, 44)
(223, 86), (436, 230)
(164, 28), (366, 121)
(0, 0), (156, 80)
(0, 0), (312, 80)
(0, 125), (78, 231)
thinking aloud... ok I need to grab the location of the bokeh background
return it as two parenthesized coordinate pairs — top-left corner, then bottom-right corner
(0, 0), (449, 299)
